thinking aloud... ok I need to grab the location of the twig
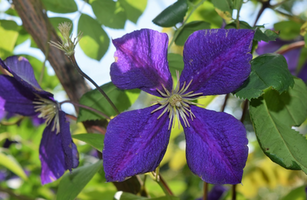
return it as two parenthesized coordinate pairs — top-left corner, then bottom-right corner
(68, 55), (119, 114)
(276, 41), (305, 55)
(220, 94), (230, 112)
(60, 100), (110, 120)
(232, 184), (237, 200)
(203, 182), (208, 200)
(253, 0), (271, 27)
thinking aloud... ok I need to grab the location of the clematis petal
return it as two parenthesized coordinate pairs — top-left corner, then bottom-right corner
(182, 106), (248, 184)
(181, 29), (254, 95)
(0, 75), (36, 116)
(103, 105), (171, 182)
(110, 29), (173, 97)
(0, 56), (53, 98)
(39, 111), (79, 184)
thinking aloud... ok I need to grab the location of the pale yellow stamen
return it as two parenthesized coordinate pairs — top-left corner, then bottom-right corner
(33, 95), (60, 134)
(151, 71), (203, 130)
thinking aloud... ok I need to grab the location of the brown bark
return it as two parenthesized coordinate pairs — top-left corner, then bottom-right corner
(12, 0), (144, 196)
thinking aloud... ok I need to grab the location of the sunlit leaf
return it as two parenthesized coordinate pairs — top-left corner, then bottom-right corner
(0, 150), (27, 180)
(0, 20), (19, 58)
(187, 1), (223, 28)
(90, 0), (127, 29)
(78, 14), (110, 60)
(249, 78), (307, 173)
(57, 160), (103, 200)
(118, 0), (147, 23)
(72, 133), (104, 152)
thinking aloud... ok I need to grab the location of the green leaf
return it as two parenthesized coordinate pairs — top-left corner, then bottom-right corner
(0, 20), (19, 58)
(72, 134), (104, 152)
(224, 20), (253, 29)
(41, 0), (78, 13)
(249, 78), (307, 173)
(49, 17), (73, 37)
(282, 185), (306, 200)
(0, 151), (28, 180)
(168, 53), (184, 78)
(118, 0), (148, 23)
(90, 0), (127, 29)
(152, 0), (188, 27)
(211, 0), (233, 13)
(235, 54), (294, 100)
(78, 82), (140, 122)
(175, 21), (210, 46)
(78, 14), (110, 60)
(5, 8), (19, 17)
(15, 27), (30, 46)
(187, 1), (223, 28)
(254, 29), (279, 42)
(115, 192), (180, 200)
(274, 21), (301, 40)
(57, 160), (103, 200)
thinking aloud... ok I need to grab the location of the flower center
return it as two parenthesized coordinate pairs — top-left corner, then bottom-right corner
(33, 95), (60, 134)
(151, 71), (202, 130)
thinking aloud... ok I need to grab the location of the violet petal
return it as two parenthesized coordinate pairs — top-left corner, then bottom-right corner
(0, 75), (36, 116)
(181, 29), (254, 95)
(39, 111), (79, 184)
(110, 29), (172, 97)
(103, 105), (171, 182)
(183, 106), (248, 184)
(1, 56), (53, 98)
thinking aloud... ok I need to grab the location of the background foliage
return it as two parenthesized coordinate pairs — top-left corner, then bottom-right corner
(0, 0), (307, 199)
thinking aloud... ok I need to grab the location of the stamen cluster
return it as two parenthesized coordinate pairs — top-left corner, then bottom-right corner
(33, 95), (60, 134)
(151, 71), (202, 129)
(49, 22), (82, 56)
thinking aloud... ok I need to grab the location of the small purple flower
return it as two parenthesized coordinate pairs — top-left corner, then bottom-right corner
(0, 56), (79, 184)
(103, 29), (254, 184)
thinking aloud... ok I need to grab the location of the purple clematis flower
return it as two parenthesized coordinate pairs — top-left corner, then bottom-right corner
(103, 29), (254, 184)
(0, 56), (79, 184)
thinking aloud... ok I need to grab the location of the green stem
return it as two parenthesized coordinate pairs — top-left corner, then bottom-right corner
(59, 100), (111, 120)
(236, 0), (243, 29)
(168, 0), (206, 49)
(69, 55), (120, 115)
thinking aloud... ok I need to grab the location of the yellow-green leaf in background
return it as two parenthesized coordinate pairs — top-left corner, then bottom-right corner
(0, 20), (19, 58)
(78, 14), (110, 61)
(0, 150), (27, 180)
